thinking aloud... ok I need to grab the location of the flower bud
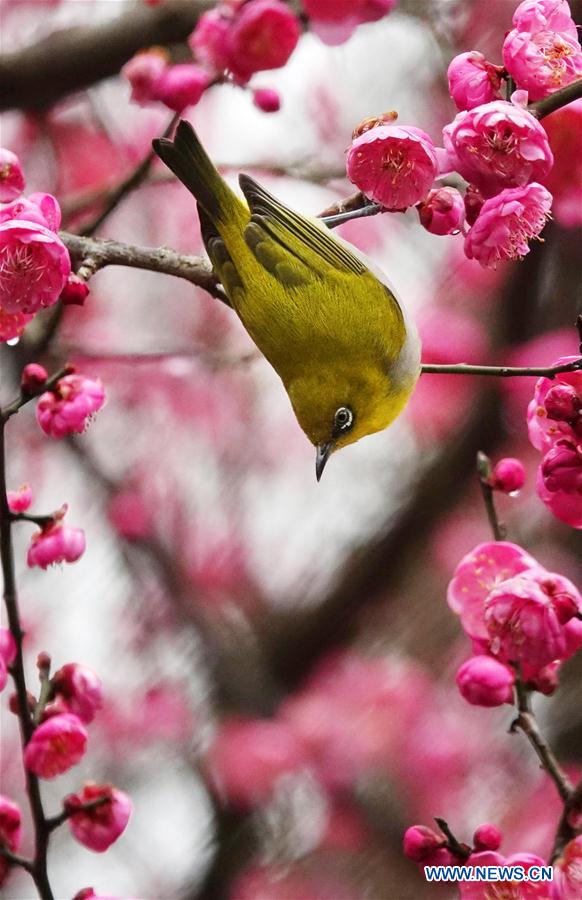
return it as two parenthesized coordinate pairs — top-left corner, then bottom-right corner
(418, 187), (465, 235)
(65, 783), (132, 852)
(155, 64), (211, 112)
(447, 51), (504, 111)
(7, 483), (33, 513)
(456, 656), (515, 707)
(473, 823), (502, 851)
(226, 0), (301, 84)
(541, 439), (582, 494)
(0, 795), (22, 886)
(52, 663), (103, 724)
(60, 273), (89, 306)
(36, 373), (105, 438)
(403, 825), (444, 861)
(490, 458), (526, 494)
(27, 518), (86, 569)
(24, 713), (88, 778)
(21, 363), (48, 395)
(0, 149), (26, 202)
(122, 49), (168, 105)
(544, 384), (581, 422)
(253, 87), (281, 113)
(37, 651), (51, 674)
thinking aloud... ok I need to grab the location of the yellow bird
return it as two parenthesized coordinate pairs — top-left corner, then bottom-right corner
(154, 121), (421, 480)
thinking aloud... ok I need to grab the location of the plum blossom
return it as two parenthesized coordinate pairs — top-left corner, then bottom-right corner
(473, 823), (502, 851)
(253, 87), (281, 112)
(464, 183), (553, 268)
(65, 783), (131, 852)
(489, 457), (526, 493)
(542, 100), (582, 229)
(52, 663), (103, 724)
(503, 27), (582, 101)
(226, 0), (301, 84)
(0, 192), (62, 231)
(536, 464), (582, 528)
(527, 359), (582, 453)
(455, 655), (515, 707)
(155, 64), (211, 112)
(346, 124), (438, 210)
(0, 220), (71, 315)
(0, 796), (22, 886)
(511, 0), (579, 37)
(459, 851), (551, 898)
(447, 51), (504, 111)
(21, 362), (48, 394)
(36, 373), (105, 438)
(553, 835), (582, 899)
(60, 272), (89, 306)
(121, 49), (168, 105)
(417, 187), (465, 236)
(443, 101), (554, 197)
(541, 439), (582, 494)
(27, 510), (86, 569)
(189, 8), (231, 73)
(302, 0), (396, 46)
(0, 306), (33, 342)
(402, 825), (446, 862)
(7, 483), (33, 512)
(0, 149), (25, 202)
(24, 713), (88, 778)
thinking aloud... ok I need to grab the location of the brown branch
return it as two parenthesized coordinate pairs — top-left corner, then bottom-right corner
(552, 778), (582, 861)
(421, 359), (582, 378)
(0, 0), (216, 112)
(60, 232), (227, 303)
(530, 77), (582, 119)
(477, 451), (506, 541)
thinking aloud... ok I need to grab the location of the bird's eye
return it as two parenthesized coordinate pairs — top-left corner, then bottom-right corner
(334, 406), (354, 432)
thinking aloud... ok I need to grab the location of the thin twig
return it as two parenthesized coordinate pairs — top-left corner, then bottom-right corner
(1, 366), (73, 423)
(79, 112), (180, 237)
(0, 844), (34, 874)
(46, 797), (109, 833)
(511, 681), (573, 804)
(530, 77), (582, 119)
(421, 359), (582, 378)
(477, 451), (506, 541)
(433, 818), (471, 860)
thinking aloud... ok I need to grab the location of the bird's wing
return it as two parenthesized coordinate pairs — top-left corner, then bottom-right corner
(239, 174), (367, 282)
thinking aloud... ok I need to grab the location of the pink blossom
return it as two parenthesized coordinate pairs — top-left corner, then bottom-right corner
(7, 483), (33, 512)
(403, 825), (445, 861)
(503, 28), (582, 101)
(65, 783), (131, 852)
(302, 0), (396, 46)
(511, 0), (578, 38)
(226, 0), (301, 84)
(0, 307), (33, 342)
(52, 663), (103, 724)
(447, 541), (539, 640)
(21, 362), (48, 394)
(460, 851), (550, 898)
(527, 358), (582, 454)
(0, 192), (62, 231)
(464, 182), (553, 268)
(24, 713), (88, 778)
(489, 457), (526, 493)
(542, 100), (582, 228)
(155, 64), (211, 112)
(473, 823), (502, 851)
(207, 717), (308, 809)
(0, 149), (25, 202)
(447, 51), (504, 111)
(27, 520), (86, 569)
(189, 8), (231, 73)
(541, 439), (582, 494)
(121, 49), (168, 105)
(554, 835), (582, 899)
(456, 655), (515, 707)
(443, 101), (554, 197)
(417, 186), (465, 235)
(60, 272), (89, 306)
(253, 87), (281, 113)
(346, 124), (438, 210)
(0, 796), (22, 886)
(0, 220), (71, 315)
(536, 462), (582, 528)
(36, 373), (105, 438)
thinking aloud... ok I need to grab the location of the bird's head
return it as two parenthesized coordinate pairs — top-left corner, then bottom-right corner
(287, 360), (418, 480)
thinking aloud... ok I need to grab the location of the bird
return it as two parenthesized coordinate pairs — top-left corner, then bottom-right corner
(153, 121), (421, 480)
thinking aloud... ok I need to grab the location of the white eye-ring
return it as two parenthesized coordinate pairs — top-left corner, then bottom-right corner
(334, 406), (354, 432)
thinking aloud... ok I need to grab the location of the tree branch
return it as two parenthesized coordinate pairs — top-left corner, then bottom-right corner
(530, 77), (582, 119)
(420, 359), (582, 378)
(0, 0), (216, 112)
(552, 778), (582, 861)
(60, 232), (227, 303)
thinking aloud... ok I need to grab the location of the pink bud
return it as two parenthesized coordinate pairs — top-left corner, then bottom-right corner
(490, 458), (526, 493)
(473, 823), (502, 851)
(0, 796), (22, 886)
(544, 383), (581, 422)
(36, 373), (105, 438)
(403, 825), (445, 861)
(0, 221), (71, 315)
(189, 9), (232, 73)
(226, 0), (301, 84)
(27, 522), (86, 569)
(447, 51), (504, 111)
(0, 629), (16, 693)
(443, 101), (554, 198)
(121, 49), (168, 105)
(21, 363), (48, 394)
(529, 659), (561, 695)
(465, 183), (553, 268)
(418, 186), (465, 235)
(253, 87), (281, 113)
(347, 124), (438, 210)
(60, 273), (89, 306)
(7, 483), (33, 512)
(0, 149), (26, 202)
(155, 64), (211, 112)
(456, 656), (515, 707)
(52, 663), (103, 724)
(541, 439), (582, 494)
(65, 783), (132, 852)
(24, 713), (88, 778)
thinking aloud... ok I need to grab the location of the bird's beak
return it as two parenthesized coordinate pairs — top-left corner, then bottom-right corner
(315, 442), (334, 481)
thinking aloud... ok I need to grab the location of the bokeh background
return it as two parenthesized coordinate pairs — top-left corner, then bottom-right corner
(1, 1), (581, 897)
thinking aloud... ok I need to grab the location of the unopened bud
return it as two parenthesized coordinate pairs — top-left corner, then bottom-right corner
(403, 825), (445, 861)
(490, 457), (526, 494)
(544, 384), (580, 423)
(60, 273), (90, 306)
(21, 363), (48, 395)
(253, 88), (281, 113)
(473, 823), (502, 851)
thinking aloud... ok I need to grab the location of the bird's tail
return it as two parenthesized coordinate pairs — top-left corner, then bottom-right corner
(153, 120), (242, 223)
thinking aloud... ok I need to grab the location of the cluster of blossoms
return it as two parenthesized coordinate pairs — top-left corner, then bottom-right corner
(0, 150), (89, 343)
(527, 359), (582, 528)
(346, 0), (582, 267)
(448, 541), (582, 703)
(124, 0), (397, 113)
(0, 656), (131, 887)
